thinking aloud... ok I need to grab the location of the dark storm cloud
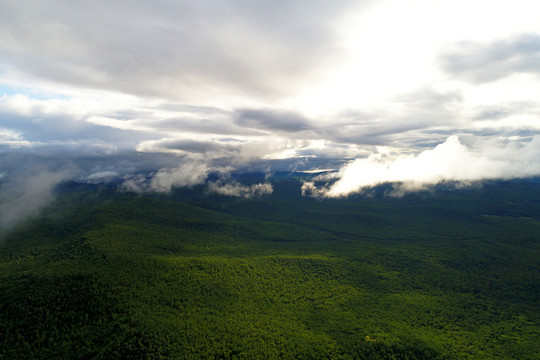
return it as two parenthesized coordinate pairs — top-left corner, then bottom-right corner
(0, 0), (361, 101)
(440, 33), (540, 83)
(235, 109), (312, 132)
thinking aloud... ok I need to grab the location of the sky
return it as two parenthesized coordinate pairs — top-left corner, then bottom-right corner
(2, 0), (540, 227)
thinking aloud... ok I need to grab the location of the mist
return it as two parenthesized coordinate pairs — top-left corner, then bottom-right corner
(207, 181), (273, 198)
(0, 169), (70, 234)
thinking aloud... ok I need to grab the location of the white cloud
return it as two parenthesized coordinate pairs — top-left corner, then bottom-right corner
(122, 160), (212, 193)
(85, 116), (152, 131)
(304, 136), (540, 197)
(207, 181), (273, 198)
(0, 127), (33, 148)
(121, 174), (150, 194)
(86, 171), (119, 183)
(150, 162), (210, 192)
(0, 169), (70, 232)
(0, 0), (363, 107)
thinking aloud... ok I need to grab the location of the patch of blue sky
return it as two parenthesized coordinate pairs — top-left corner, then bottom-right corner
(0, 83), (70, 100)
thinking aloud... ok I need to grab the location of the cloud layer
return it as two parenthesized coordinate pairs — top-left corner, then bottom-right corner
(0, 0), (360, 103)
(0, 168), (70, 233)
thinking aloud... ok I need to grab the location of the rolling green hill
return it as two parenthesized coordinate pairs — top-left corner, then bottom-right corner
(1, 180), (539, 359)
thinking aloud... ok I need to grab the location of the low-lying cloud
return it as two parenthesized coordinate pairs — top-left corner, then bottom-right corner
(122, 160), (212, 193)
(121, 159), (273, 198)
(86, 171), (119, 183)
(208, 181), (273, 198)
(302, 136), (540, 197)
(0, 169), (70, 234)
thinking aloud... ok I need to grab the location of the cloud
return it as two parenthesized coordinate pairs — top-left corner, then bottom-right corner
(1, 1), (540, 205)
(440, 34), (540, 83)
(207, 181), (273, 198)
(0, 94), (158, 150)
(235, 109), (312, 132)
(122, 160), (212, 193)
(120, 157), (273, 198)
(0, 127), (32, 148)
(0, 0), (360, 103)
(135, 135), (354, 165)
(136, 138), (241, 156)
(303, 136), (540, 197)
(149, 116), (257, 137)
(85, 171), (119, 183)
(300, 88), (465, 149)
(150, 161), (210, 192)
(0, 168), (70, 233)
(121, 174), (150, 194)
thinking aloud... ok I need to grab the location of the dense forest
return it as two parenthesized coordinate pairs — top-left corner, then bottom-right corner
(1, 176), (539, 359)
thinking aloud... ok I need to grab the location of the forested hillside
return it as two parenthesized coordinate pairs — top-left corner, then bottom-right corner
(1, 179), (539, 359)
